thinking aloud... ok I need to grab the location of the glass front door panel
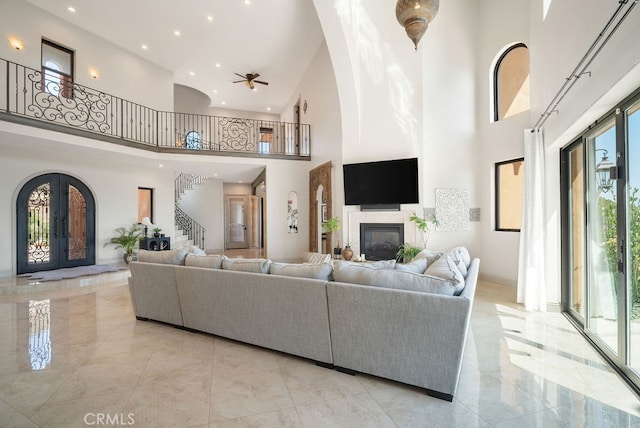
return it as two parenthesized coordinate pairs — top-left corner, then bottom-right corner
(67, 184), (87, 261)
(587, 120), (619, 355)
(627, 102), (640, 373)
(28, 183), (52, 265)
(569, 145), (586, 318)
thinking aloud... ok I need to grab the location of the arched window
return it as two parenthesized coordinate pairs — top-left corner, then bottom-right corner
(494, 43), (530, 121)
(185, 131), (201, 150)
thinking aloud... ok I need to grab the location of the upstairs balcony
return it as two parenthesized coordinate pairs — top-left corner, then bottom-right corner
(0, 58), (310, 160)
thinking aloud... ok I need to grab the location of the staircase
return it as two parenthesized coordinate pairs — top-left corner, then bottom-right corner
(174, 174), (208, 249)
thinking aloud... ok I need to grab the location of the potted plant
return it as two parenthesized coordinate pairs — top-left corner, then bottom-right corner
(322, 216), (342, 257)
(104, 223), (143, 264)
(410, 212), (439, 248)
(395, 243), (422, 263)
(153, 227), (162, 238)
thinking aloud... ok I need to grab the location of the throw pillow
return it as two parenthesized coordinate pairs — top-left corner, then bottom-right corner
(307, 252), (332, 264)
(342, 259), (396, 269)
(222, 257), (272, 274)
(188, 246), (207, 256)
(395, 257), (428, 274)
(333, 261), (458, 296)
(412, 249), (444, 267)
(270, 262), (333, 281)
(185, 253), (224, 269)
(424, 255), (465, 295)
(137, 248), (188, 265)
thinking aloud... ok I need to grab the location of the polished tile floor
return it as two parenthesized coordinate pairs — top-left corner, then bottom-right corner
(0, 272), (639, 427)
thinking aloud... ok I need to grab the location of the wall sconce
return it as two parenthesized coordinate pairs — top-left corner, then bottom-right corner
(396, 0), (439, 51)
(9, 37), (24, 51)
(89, 69), (99, 79)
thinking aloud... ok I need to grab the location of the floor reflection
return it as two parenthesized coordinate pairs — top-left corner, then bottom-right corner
(28, 299), (51, 370)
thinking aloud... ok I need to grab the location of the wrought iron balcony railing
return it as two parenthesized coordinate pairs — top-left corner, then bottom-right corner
(0, 58), (310, 159)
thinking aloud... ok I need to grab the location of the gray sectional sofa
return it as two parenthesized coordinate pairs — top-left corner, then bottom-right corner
(128, 248), (479, 401)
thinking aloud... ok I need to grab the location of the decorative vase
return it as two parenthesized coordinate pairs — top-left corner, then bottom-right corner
(342, 247), (353, 261)
(124, 253), (133, 264)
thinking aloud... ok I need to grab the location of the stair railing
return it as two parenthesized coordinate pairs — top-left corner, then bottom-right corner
(175, 203), (206, 249)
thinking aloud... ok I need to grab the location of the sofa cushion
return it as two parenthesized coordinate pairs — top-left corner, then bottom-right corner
(341, 259), (396, 269)
(185, 253), (224, 269)
(222, 257), (272, 274)
(137, 248), (188, 265)
(412, 249), (444, 266)
(307, 252), (332, 264)
(333, 261), (458, 295)
(447, 247), (471, 269)
(395, 257), (428, 274)
(270, 262), (333, 281)
(424, 255), (465, 295)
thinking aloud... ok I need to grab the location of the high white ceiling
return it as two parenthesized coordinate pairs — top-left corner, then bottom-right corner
(25, 0), (325, 114)
(21, 0), (326, 183)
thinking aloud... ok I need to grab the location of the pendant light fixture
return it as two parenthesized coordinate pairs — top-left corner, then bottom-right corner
(396, 0), (439, 51)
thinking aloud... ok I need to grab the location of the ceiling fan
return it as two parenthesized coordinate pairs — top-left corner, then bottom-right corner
(233, 73), (269, 90)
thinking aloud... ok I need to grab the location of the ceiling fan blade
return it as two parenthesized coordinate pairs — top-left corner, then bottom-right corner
(234, 72), (246, 79)
(254, 80), (269, 85)
(232, 80), (246, 83)
(249, 73), (260, 79)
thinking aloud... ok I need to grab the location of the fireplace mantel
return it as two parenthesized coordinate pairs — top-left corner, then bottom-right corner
(348, 211), (417, 255)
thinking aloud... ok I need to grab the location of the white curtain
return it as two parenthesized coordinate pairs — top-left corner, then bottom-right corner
(517, 129), (547, 311)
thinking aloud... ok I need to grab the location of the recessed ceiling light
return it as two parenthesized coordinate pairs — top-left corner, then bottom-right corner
(244, 0), (251, 5)
(174, 30), (181, 36)
(239, 180), (243, 184)
(213, 90), (218, 94)
(207, 15), (213, 22)
(141, 44), (148, 50)
(158, 164), (164, 168)
(189, 71), (195, 76)
(215, 63), (221, 68)
(213, 173), (219, 177)
(221, 101), (226, 105)
(67, 6), (76, 13)
(266, 107), (271, 111)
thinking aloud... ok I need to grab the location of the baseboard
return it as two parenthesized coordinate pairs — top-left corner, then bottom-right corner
(546, 302), (562, 313)
(0, 269), (13, 279)
(478, 273), (517, 287)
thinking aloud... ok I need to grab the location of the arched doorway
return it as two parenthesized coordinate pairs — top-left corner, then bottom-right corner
(16, 173), (96, 274)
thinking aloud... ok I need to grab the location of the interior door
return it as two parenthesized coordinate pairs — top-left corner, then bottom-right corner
(17, 173), (95, 274)
(225, 195), (248, 249)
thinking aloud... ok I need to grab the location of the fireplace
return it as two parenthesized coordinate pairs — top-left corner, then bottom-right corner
(360, 223), (404, 261)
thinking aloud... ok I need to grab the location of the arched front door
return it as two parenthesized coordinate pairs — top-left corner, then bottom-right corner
(16, 173), (95, 274)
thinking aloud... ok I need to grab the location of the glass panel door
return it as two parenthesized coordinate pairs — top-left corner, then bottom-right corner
(586, 119), (619, 355)
(626, 101), (640, 374)
(568, 144), (586, 319)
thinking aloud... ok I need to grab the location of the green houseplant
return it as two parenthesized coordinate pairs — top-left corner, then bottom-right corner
(395, 243), (422, 263)
(153, 227), (162, 238)
(410, 212), (440, 248)
(322, 216), (342, 257)
(104, 224), (143, 264)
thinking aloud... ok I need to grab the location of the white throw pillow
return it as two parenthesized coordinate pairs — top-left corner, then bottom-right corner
(424, 255), (465, 295)
(185, 253), (224, 269)
(222, 257), (272, 274)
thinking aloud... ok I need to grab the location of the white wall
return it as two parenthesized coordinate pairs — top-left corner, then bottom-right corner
(174, 84), (212, 115)
(176, 179), (224, 251)
(0, 0), (174, 110)
(209, 108), (279, 122)
(475, 0), (530, 286)
(0, 125), (176, 276)
(314, 0), (482, 253)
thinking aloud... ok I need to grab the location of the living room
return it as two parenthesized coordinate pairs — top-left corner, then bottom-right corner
(1, 0), (640, 425)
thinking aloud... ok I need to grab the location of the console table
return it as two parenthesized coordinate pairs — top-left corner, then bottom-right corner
(139, 237), (171, 251)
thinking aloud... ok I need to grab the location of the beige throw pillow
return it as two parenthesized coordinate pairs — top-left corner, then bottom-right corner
(424, 255), (465, 295)
(222, 257), (272, 274)
(137, 248), (188, 265)
(185, 254), (224, 269)
(270, 262), (333, 281)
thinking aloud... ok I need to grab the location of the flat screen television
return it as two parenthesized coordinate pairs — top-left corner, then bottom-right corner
(343, 157), (419, 206)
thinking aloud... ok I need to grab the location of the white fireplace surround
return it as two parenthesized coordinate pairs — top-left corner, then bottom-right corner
(348, 211), (417, 255)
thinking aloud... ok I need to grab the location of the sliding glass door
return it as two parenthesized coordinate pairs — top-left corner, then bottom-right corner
(561, 91), (640, 394)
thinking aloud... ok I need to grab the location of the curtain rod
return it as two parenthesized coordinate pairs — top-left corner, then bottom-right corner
(532, 0), (638, 131)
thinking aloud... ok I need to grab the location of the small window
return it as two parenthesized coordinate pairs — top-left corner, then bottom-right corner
(41, 39), (74, 98)
(185, 131), (201, 150)
(495, 158), (524, 231)
(494, 43), (530, 121)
